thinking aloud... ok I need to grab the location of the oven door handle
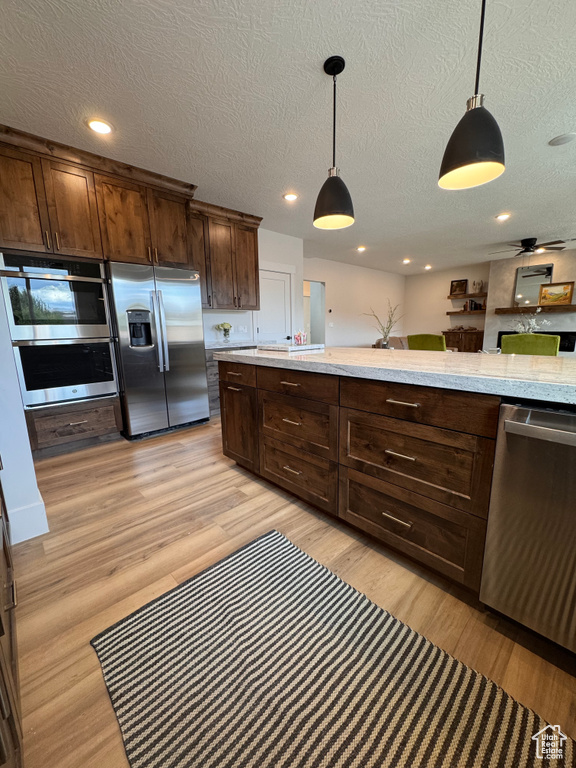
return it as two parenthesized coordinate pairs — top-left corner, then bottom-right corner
(157, 290), (170, 372)
(150, 291), (164, 372)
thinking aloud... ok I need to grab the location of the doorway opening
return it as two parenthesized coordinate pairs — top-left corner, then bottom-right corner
(303, 281), (325, 344)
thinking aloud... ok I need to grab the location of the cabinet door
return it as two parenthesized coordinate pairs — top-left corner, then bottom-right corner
(207, 218), (236, 309)
(442, 332), (461, 351)
(219, 381), (258, 472)
(188, 210), (211, 307)
(42, 160), (102, 259)
(95, 175), (152, 264)
(0, 146), (51, 253)
(461, 332), (484, 354)
(148, 189), (192, 268)
(234, 225), (259, 310)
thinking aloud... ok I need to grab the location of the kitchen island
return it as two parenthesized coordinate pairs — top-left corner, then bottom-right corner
(214, 348), (576, 592)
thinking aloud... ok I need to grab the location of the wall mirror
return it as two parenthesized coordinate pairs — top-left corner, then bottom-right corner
(513, 264), (553, 307)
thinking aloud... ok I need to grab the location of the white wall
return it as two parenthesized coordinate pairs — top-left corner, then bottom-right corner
(303, 258), (405, 347)
(0, 300), (48, 543)
(201, 228), (304, 344)
(404, 262), (491, 336)
(484, 251), (576, 353)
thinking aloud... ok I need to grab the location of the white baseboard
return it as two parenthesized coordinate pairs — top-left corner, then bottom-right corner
(8, 499), (49, 544)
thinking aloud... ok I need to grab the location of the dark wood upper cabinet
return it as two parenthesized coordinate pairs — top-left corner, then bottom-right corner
(188, 210), (211, 307)
(95, 175), (152, 264)
(148, 189), (191, 268)
(42, 160), (102, 259)
(234, 225), (259, 310)
(0, 146), (51, 253)
(208, 218), (236, 309)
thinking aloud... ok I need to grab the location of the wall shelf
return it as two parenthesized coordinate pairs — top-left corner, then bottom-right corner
(446, 310), (486, 316)
(494, 305), (576, 315)
(446, 292), (487, 300)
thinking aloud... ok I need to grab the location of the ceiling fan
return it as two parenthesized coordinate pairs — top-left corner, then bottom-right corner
(489, 237), (566, 257)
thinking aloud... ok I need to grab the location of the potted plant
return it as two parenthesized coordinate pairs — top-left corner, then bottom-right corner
(363, 301), (403, 348)
(512, 308), (551, 334)
(214, 322), (232, 343)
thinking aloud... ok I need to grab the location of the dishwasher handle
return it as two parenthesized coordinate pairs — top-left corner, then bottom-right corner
(504, 419), (576, 447)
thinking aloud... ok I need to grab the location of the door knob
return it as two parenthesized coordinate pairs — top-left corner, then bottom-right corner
(285, 336), (292, 340)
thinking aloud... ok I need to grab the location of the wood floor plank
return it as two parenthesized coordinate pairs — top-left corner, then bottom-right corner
(13, 417), (576, 768)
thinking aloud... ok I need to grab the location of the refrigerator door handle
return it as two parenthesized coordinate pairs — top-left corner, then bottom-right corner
(157, 290), (170, 372)
(150, 290), (164, 372)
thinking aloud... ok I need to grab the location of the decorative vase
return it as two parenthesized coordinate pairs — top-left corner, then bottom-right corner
(222, 329), (230, 343)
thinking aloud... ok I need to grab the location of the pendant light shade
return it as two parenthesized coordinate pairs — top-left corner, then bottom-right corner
(313, 56), (355, 229)
(313, 169), (354, 229)
(438, 0), (505, 190)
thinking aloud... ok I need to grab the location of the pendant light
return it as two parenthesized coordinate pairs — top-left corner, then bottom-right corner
(438, 0), (505, 190)
(313, 56), (355, 229)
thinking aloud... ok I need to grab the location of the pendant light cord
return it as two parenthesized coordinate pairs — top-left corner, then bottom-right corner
(474, 0), (487, 94)
(332, 75), (337, 168)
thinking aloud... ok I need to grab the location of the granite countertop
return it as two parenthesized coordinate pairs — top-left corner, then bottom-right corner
(213, 346), (576, 405)
(205, 340), (257, 350)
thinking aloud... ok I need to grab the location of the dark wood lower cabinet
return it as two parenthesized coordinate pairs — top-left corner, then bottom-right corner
(260, 436), (338, 515)
(219, 364), (498, 593)
(219, 381), (258, 472)
(0, 482), (21, 768)
(339, 467), (486, 590)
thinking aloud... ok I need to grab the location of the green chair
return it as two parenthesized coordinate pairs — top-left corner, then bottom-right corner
(407, 334), (447, 351)
(501, 333), (560, 356)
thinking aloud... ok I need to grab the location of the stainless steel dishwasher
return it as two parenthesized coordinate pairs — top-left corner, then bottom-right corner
(480, 403), (576, 652)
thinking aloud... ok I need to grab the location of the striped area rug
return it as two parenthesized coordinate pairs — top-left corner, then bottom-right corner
(91, 530), (574, 768)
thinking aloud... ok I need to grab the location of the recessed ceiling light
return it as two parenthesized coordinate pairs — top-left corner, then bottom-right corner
(403, 258), (411, 264)
(88, 119), (112, 134)
(516, 294), (523, 299)
(548, 133), (576, 146)
(525, 299), (530, 304)
(283, 193), (298, 201)
(424, 264), (432, 270)
(495, 213), (511, 221)
(356, 246), (366, 252)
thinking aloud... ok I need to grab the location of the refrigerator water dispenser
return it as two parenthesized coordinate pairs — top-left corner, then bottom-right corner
(127, 310), (152, 348)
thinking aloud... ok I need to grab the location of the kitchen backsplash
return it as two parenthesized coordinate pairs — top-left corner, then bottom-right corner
(202, 309), (255, 344)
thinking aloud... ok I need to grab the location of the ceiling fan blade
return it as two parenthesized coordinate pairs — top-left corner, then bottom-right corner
(506, 243), (522, 247)
(541, 246), (565, 251)
(538, 240), (565, 246)
(489, 249), (517, 254)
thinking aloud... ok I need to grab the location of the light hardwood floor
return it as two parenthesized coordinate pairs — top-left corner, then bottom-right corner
(14, 418), (576, 767)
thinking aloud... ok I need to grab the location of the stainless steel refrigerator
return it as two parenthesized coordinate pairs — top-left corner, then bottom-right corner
(109, 262), (209, 437)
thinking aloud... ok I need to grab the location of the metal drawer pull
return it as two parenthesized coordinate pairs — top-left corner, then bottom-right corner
(227, 372), (243, 377)
(382, 511), (413, 529)
(280, 381), (301, 387)
(227, 386), (242, 392)
(384, 449), (416, 462)
(282, 418), (302, 426)
(283, 465), (302, 476)
(4, 579), (16, 610)
(69, 420), (88, 426)
(386, 398), (420, 408)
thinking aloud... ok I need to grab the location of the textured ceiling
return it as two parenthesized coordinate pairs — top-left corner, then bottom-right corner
(2, 0), (576, 273)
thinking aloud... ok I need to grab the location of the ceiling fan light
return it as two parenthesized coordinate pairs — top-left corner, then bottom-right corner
(313, 172), (355, 229)
(439, 103), (505, 190)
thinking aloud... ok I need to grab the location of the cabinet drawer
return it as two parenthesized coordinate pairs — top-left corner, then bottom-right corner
(218, 361), (257, 387)
(33, 403), (119, 449)
(340, 408), (494, 517)
(340, 377), (500, 438)
(260, 436), (337, 515)
(260, 390), (338, 461)
(257, 367), (339, 405)
(339, 467), (486, 590)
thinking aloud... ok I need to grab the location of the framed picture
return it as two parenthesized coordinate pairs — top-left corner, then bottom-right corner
(538, 281), (574, 306)
(450, 279), (468, 296)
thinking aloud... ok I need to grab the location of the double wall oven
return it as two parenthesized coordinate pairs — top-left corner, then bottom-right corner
(1, 252), (117, 407)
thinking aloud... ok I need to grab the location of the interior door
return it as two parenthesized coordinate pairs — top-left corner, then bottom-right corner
(254, 270), (292, 343)
(0, 146), (51, 253)
(95, 175), (152, 264)
(207, 218), (235, 309)
(234, 225), (259, 309)
(148, 189), (191, 268)
(42, 160), (102, 259)
(154, 266), (209, 427)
